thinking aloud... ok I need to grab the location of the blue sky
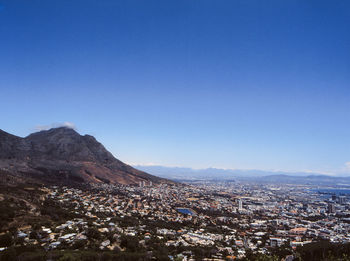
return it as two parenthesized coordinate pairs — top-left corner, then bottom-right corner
(1, 0), (350, 174)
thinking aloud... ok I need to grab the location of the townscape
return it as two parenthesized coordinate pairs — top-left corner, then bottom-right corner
(2, 0), (350, 259)
(2, 180), (350, 260)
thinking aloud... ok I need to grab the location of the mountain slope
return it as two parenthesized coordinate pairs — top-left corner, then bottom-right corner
(0, 127), (167, 185)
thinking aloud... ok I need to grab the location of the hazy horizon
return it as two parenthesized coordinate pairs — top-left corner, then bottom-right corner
(133, 164), (349, 177)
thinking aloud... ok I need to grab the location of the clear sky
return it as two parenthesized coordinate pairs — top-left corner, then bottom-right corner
(1, 0), (349, 174)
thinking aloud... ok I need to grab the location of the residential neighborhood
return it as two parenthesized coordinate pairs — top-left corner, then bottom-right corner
(2, 181), (350, 260)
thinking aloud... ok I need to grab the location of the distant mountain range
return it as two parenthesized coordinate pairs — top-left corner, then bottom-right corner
(135, 165), (350, 186)
(134, 165), (325, 179)
(0, 127), (167, 185)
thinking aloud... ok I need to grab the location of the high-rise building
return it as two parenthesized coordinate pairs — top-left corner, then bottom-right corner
(339, 196), (346, 204)
(238, 199), (243, 211)
(328, 203), (336, 213)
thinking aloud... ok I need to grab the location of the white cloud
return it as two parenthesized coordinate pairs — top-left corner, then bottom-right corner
(345, 162), (350, 170)
(333, 162), (350, 176)
(35, 122), (77, 131)
(127, 162), (159, 166)
(61, 122), (76, 129)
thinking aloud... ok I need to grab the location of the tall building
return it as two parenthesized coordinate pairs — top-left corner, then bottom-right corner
(339, 196), (346, 205)
(328, 203), (336, 214)
(238, 199), (243, 211)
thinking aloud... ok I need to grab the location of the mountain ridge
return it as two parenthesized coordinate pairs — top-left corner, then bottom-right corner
(0, 127), (168, 185)
(135, 165), (333, 178)
(135, 165), (350, 185)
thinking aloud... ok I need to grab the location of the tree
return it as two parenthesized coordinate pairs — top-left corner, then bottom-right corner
(120, 235), (140, 252)
(86, 227), (101, 240)
(0, 247), (17, 261)
(0, 233), (12, 247)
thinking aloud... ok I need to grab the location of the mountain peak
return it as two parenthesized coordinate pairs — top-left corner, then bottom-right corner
(29, 126), (78, 136)
(47, 126), (77, 132)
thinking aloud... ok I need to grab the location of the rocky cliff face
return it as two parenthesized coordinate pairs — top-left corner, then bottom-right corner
(0, 127), (166, 185)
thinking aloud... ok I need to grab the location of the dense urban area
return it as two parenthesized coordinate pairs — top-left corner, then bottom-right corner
(2, 180), (350, 261)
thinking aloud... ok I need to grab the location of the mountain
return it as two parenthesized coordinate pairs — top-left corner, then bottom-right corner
(0, 127), (168, 185)
(135, 165), (350, 185)
(134, 165), (326, 180)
